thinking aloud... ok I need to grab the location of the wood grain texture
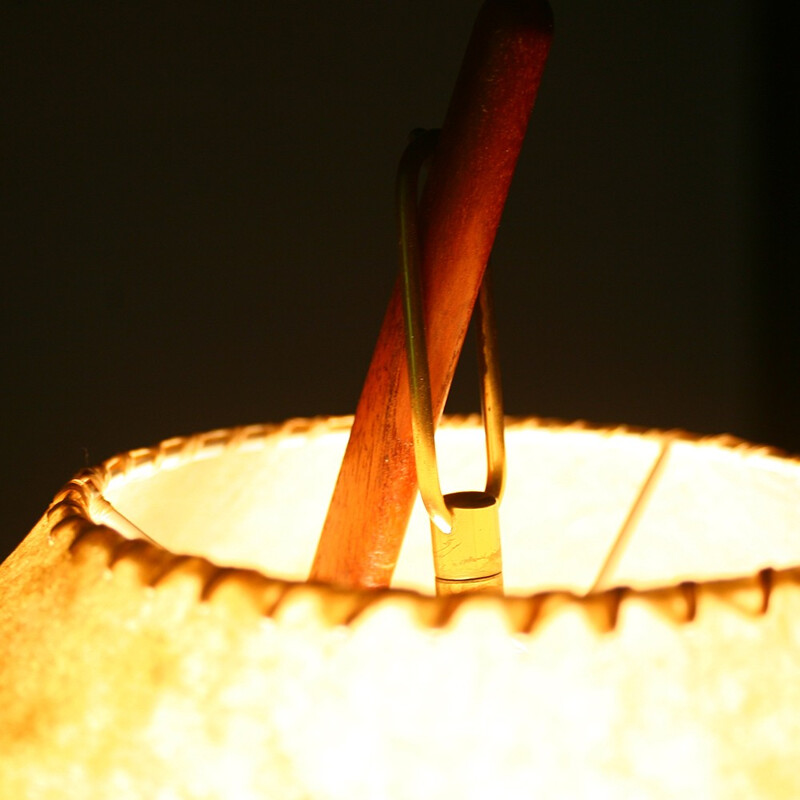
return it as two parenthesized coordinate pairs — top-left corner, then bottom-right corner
(311, 0), (553, 588)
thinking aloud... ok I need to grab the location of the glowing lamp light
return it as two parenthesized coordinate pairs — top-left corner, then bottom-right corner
(2, 415), (800, 798)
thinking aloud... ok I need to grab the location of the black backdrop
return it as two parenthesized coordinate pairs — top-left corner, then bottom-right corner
(3, 1), (797, 559)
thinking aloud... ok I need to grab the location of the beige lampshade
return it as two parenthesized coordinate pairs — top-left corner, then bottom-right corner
(2, 415), (800, 798)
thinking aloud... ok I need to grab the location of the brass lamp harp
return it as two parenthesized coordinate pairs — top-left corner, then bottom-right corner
(398, 129), (506, 595)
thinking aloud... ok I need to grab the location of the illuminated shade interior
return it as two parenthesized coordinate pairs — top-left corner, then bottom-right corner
(1, 416), (800, 798)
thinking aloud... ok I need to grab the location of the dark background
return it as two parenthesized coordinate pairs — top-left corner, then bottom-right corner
(3, 1), (797, 559)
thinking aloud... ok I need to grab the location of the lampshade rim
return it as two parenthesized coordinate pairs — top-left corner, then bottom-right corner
(43, 414), (800, 635)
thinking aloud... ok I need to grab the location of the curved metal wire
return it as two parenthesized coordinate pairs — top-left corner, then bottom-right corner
(397, 129), (506, 533)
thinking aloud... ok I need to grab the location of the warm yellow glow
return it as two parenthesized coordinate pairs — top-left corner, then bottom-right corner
(1, 416), (800, 798)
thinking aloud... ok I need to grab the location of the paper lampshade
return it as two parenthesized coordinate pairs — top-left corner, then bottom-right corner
(2, 415), (800, 798)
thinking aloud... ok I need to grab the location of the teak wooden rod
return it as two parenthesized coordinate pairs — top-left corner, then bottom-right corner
(311, 0), (553, 588)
